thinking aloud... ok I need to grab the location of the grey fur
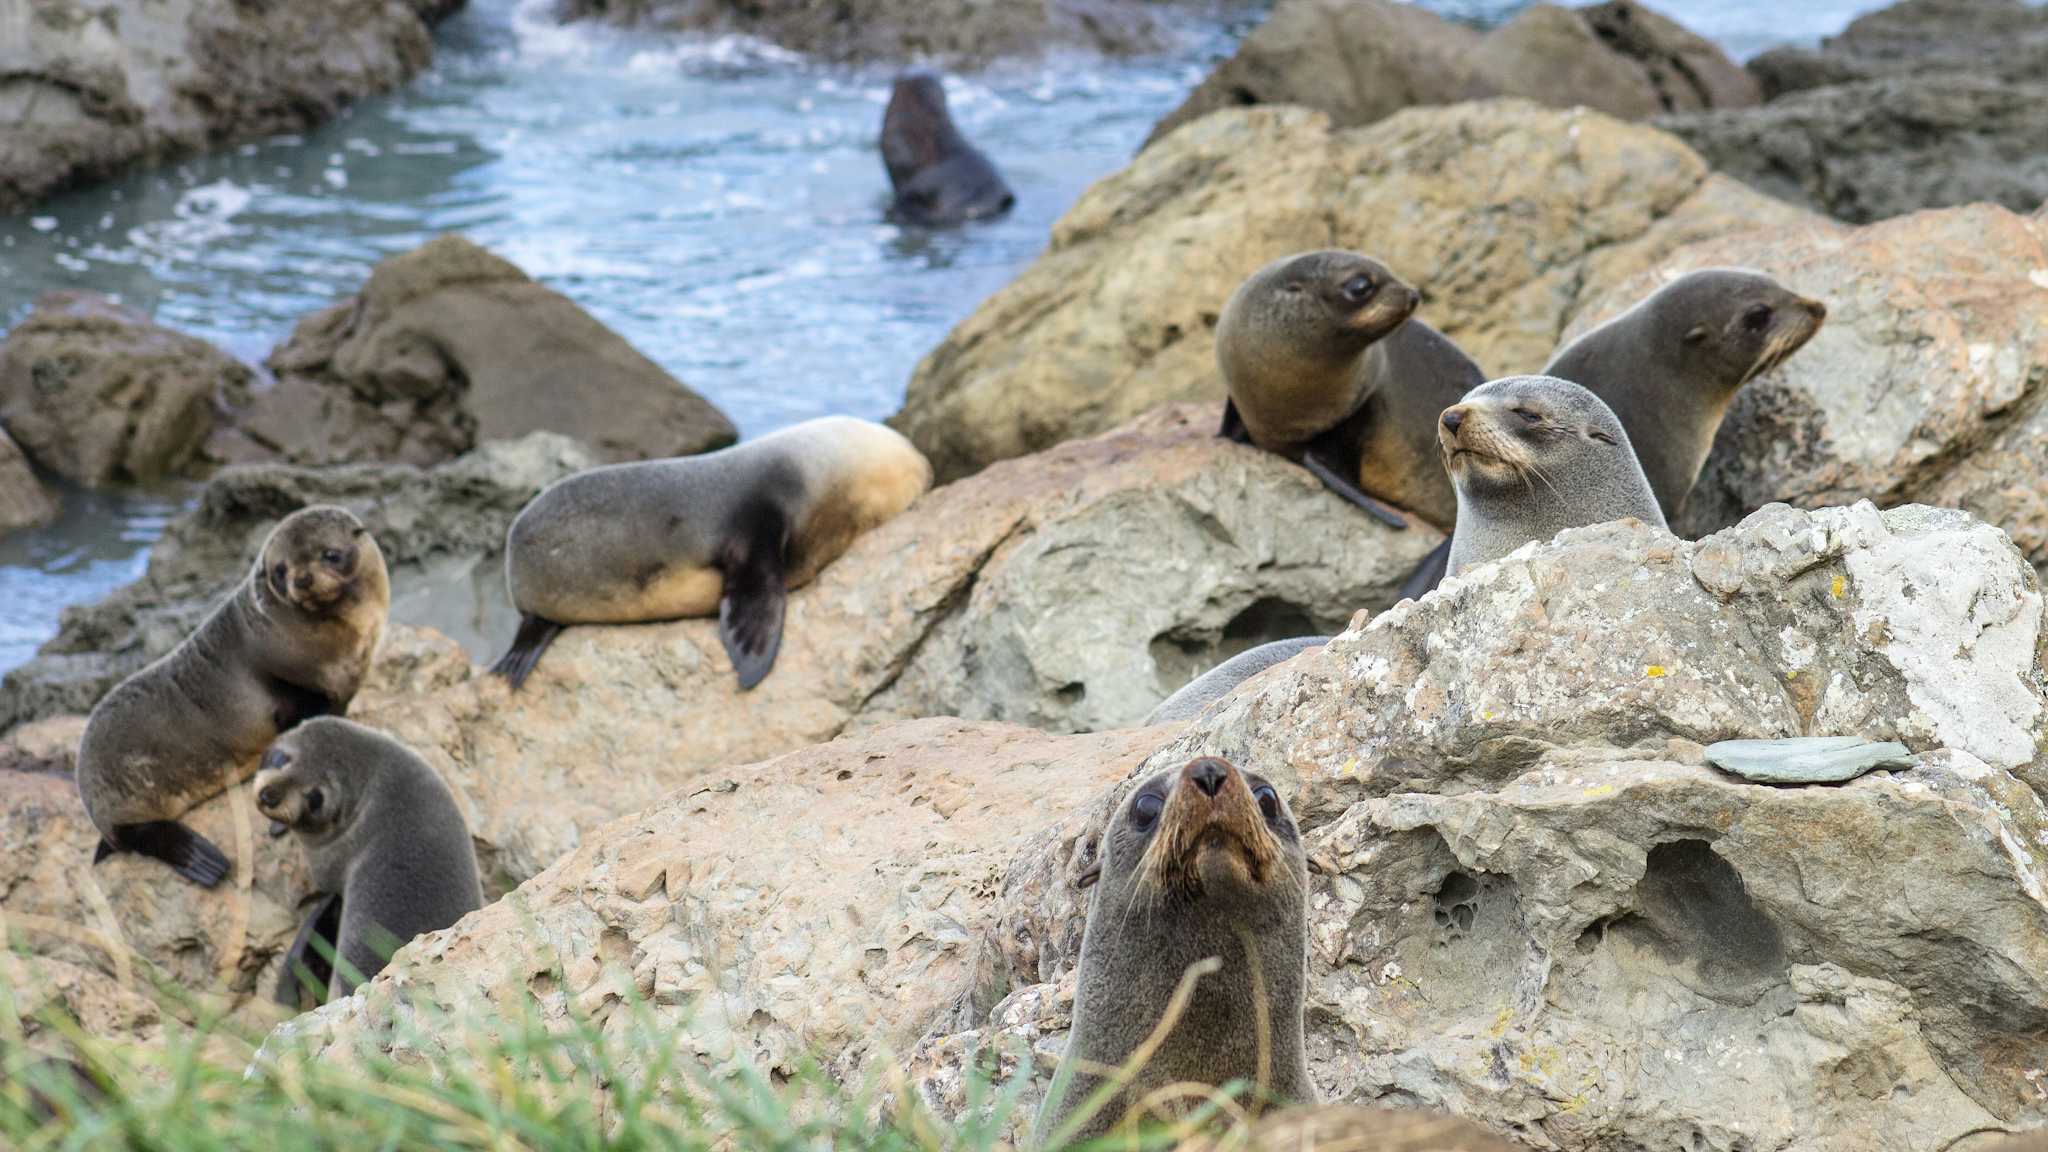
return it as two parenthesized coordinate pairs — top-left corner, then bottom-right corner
(76, 507), (388, 880)
(882, 71), (1015, 227)
(1442, 375), (1667, 579)
(1146, 637), (1332, 726)
(1545, 268), (1826, 519)
(256, 717), (482, 1001)
(1037, 758), (1313, 1145)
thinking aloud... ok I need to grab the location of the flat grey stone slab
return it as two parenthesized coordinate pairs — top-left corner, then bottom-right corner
(1705, 737), (1916, 784)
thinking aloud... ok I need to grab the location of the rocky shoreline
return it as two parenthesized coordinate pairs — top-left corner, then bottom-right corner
(4, 0), (2048, 1147)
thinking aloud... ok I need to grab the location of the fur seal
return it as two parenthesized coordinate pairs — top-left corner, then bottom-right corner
(1146, 637), (1332, 726)
(1036, 757), (1312, 1146)
(1441, 375), (1665, 579)
(881, 70), (1015, 227)
(492, 415), (932, 691)
(76, 506), (388, 888)
(1545, 268), (1827, 520)
(1216, 250), (1484, 530)
(255, 717), (482, 1005)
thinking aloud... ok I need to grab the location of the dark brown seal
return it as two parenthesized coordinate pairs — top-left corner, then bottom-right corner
(881, 70), (1015, 227)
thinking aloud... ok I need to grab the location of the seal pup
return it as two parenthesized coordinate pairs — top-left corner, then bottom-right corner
(881, 70), (1015, 227)
(1146, 637), (1332, 726)
(256, 717), (482, 1005)
(1035, 757), (1312, 1146)
(1441, 375), (1665, 579)
(1217, 250), (1485, 530)
(1545, 268), (1827, 520)
(492, 415), (932, 691)
(76, 506), (388, 888)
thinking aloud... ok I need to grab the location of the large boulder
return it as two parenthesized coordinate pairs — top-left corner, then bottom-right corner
(1147, 0), (1755, 148)
(264, 503), (2048, 1150)
(550, 0), (1164, 65)
(1556, 204), (2048, 575)
(0, 433), (597, 731)
(0, 0), (459, 213)
(1747, 0), (2048, 99)
(0, 292), (251, 487)
(231, 235), (736, 470)
(892, 102), (1813, 483)
(1659, 75), (2048, 224)
(0, 427), (58, 536)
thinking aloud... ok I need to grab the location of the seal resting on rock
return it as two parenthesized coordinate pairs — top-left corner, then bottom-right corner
(1441, 375), (1665, 580)
(493, 415), (932, 691)
(1036, 756), (1313, 1146)
(1545, 267), (1828, 519)
(881, 70), (1015, 227)
(1217, 249), (1484, 530)
(1146, 637), (1331, 726)
(76, 506), (388, 888)
(256, 717), (482, 1006)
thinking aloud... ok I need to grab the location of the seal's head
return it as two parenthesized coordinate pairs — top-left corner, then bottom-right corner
(1227, 250), (1420, 354)
(1653, 267), (1827, 388)
(1438, 375), (1634, 499)
(254, 717), (358, 838)
(1088, 757), (1306, 921)
(257, 506), (383, 616)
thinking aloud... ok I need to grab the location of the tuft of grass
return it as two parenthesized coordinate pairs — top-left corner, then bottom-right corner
(0, 945), (1271, 1152)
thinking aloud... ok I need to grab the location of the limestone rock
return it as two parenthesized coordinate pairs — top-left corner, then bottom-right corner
(550, 0), (1166, 65)
(1144, 0), (1483, 147)
(0, 293), (250, 487)
(0, 433), (596, 731)
(258, 502), (2048, 1150)
(238, 235), (736, 469)
(1748, 0), (2048, 99)
(1147, 0), (1754, 149)
(892, 103), (1813, 482)
(1659, 75), (2048, 223)
(0, 428), (58, 536)
(1556, 204), (2048, 573)
(0, 0), (458, 213)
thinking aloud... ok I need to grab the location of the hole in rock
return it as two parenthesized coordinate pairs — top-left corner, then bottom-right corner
(1615, 839), (1786, 994)
(1147, 597), (1337, 698)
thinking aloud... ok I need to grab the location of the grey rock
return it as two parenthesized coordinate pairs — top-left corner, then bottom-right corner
(0, 428), (59, 537)
(1747, 0), (2048, 98)
(1704, 736), (1916, 783)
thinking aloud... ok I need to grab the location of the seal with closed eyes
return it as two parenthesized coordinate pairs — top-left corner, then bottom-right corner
(1035, 756), (1314, 1146)
(1216, 250), (1484, 531)
(256, 717), (482, 1007)
(1545, 267), (1828, 521)
(1440, 375), (1666, 580)
(492, 415), (932, 691)
(75, 506), (387, 888)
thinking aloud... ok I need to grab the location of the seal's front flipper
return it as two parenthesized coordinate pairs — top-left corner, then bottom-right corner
(718, 507), (791, 691)
(1398, 537), (1452, 601)
(275, 892), (343, 1008)
(1300, 449), (1408, 530)
(115, 821), (230, 888)
(1218, 399), (1252, 443)
(490, 615), (565, 691)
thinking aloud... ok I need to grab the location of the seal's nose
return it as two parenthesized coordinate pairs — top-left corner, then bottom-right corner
(1405, 286), (1421, 312)
(1804, 297), (1828, 321)
(1185, 757), (1230, 797)
(1441, 406), (1466, 435)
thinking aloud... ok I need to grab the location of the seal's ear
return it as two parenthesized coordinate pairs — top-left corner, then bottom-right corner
(1076, 862), (1101, 890)
(1683, 324), (1710, 344)
(352, 526), (368, 538)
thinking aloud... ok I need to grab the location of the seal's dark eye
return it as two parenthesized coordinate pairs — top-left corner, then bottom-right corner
(262, 747), (290, 772)
(321, 548), (346, 568)
(1254, 785), (1281, 822)
(1512, 407), (1543, 424)
(270, 562), (288, 587)
(1341, 274), (1374, 302)
(1743, 303), (1773, 332)
(1130, 792), (1164, 830)
(305, 789), (324, 815)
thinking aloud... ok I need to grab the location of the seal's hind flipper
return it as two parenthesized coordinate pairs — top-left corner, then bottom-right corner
(115, 821), (230, 888)
(1398, 537), (1452, 601)
(1300, 449), (1408, 530)
(490, 615), (565, 691)
(1218, 399), (1252, 443)
(717, 507), (791, 691)
(275, 892), (343, 1009)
